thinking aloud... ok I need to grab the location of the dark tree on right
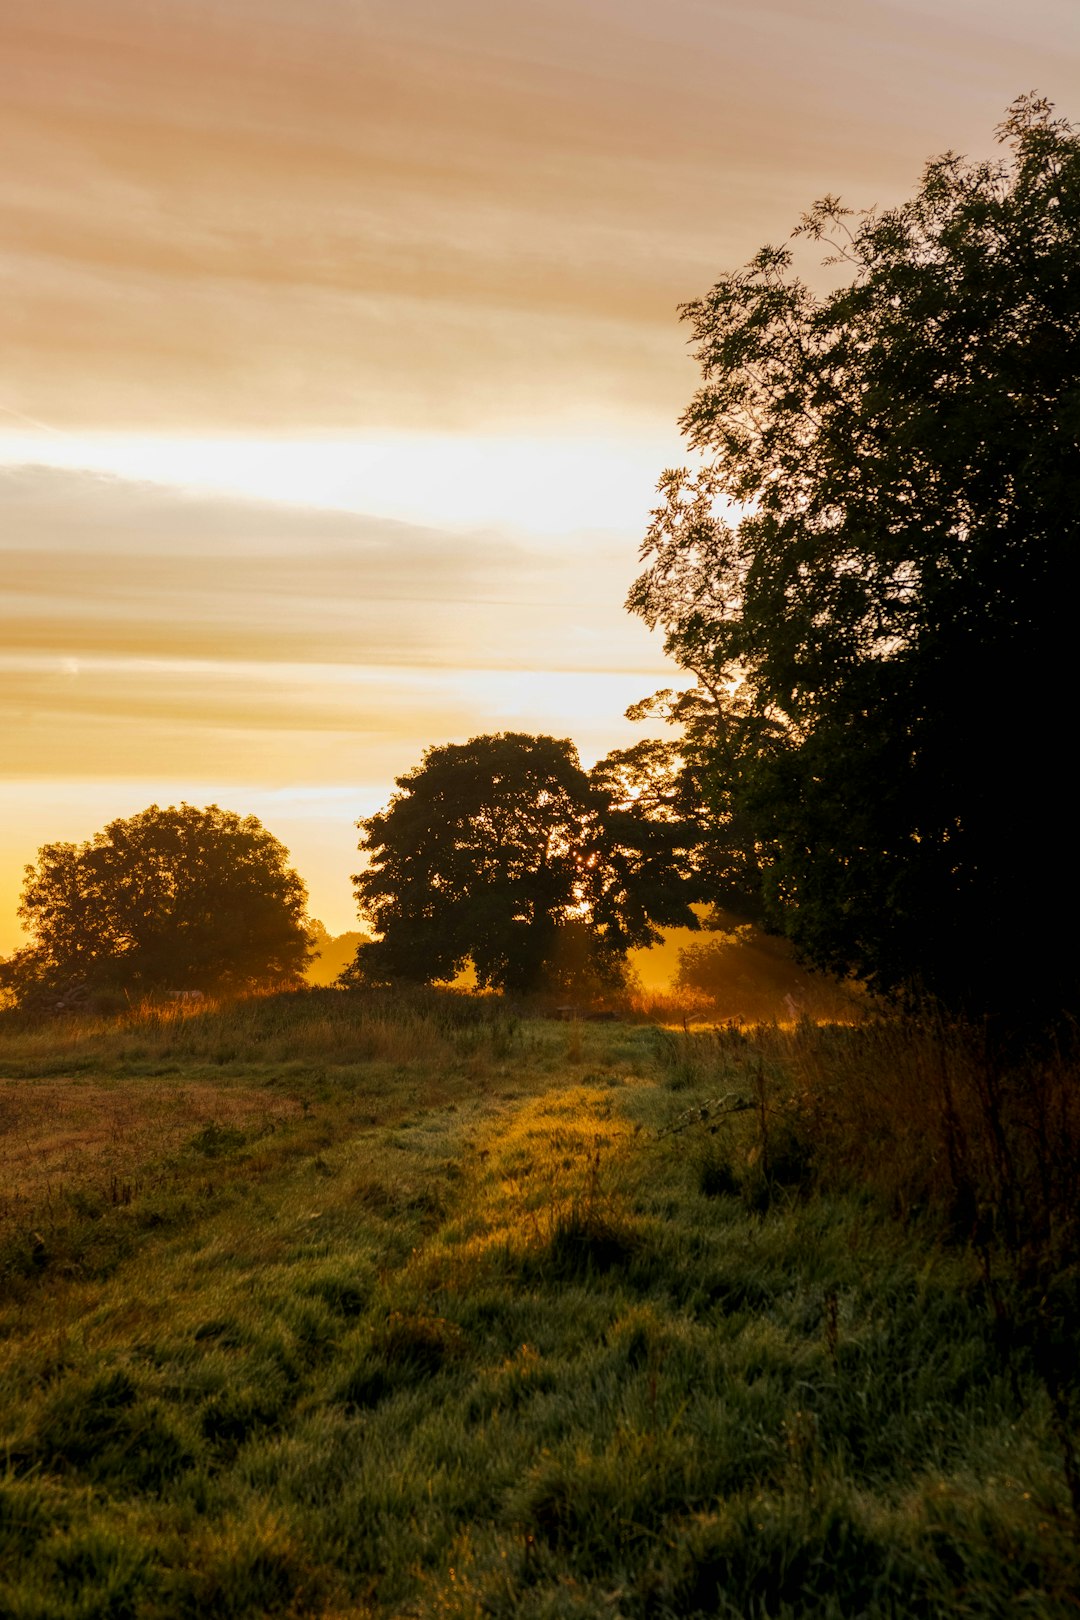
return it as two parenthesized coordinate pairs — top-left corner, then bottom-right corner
(629, 96), (1080, 1018)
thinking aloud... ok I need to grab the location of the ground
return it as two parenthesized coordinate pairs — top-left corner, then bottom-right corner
(0, 992), (1074, 1617)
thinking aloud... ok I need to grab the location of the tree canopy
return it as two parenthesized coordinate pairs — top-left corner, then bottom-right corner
(350, 731), (695, 994)
(628, 96), (1080, 1016)
(1, 803), (312, 1009)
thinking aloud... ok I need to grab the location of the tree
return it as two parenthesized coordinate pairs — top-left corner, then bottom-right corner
(0, 803), (312, 1008)
(350, 732), (695, 994)
(597, 684), (783, 921)
(628, 96), (1080, 1016)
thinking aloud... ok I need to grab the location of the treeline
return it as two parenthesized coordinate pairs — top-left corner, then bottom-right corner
(4, 96), (1079, 1029)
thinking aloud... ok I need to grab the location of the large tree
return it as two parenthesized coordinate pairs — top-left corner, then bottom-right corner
(629, 96), (1080, 1016)
(1, 803), (312, 1008)
(350, 731), (695, 994)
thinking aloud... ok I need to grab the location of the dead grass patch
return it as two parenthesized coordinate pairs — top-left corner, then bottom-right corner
(0, 1078), (302, 1226)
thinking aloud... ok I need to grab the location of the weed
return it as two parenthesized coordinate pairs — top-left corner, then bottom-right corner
(190, 1122), (248, 1157)
(304, 1267), (371, 1319)
(379, 1309), (466, 1373)
(165, 1511), (322, 1618)
(671, 1490), (896, 1618)
(541, 1208), (639, 1280)
(0, 1478), (62, 1561)
(46, 1525), (154, 1618)
(337, 1312), (469, 1411)
(200, 1385), (288, 1453)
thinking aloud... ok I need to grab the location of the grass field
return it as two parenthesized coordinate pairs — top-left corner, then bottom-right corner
(0, 990), (1076, 1618)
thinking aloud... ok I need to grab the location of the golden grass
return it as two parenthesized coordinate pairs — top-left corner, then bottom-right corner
(770, 1015), (1080, 1249)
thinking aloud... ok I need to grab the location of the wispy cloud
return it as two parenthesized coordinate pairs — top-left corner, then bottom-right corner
(0, 466), (669, 781)
(5, 0), (1076, 432)
(1, 465), (662, 671)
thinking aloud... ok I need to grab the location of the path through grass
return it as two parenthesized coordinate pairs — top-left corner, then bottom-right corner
(0, 993), (1075, 1617)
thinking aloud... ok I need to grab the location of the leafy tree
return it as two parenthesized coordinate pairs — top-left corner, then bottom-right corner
(629, 96), (1080, 1015)
(597, 684), (782, 920)
(350, 732), (695, 994)
(0, 803), (312, 1008)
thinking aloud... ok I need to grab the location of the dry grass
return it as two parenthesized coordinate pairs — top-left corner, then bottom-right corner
(0, 985), (524, 1083)
(774, 1017), (1080, 1255)
(0, 1077), (302, 1228)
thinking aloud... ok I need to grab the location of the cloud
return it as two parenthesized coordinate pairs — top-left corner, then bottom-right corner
(5, 0), (1076, 432)
(0, 465), (671, 781)
(0, 656), (661, 784)
(0, 464), (662, 672)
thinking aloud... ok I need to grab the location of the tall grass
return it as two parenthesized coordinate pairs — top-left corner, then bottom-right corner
(0, 984), (520, 1078)
(651, 1010), (1080, 1525)
(648, 1012), (1080, 1259)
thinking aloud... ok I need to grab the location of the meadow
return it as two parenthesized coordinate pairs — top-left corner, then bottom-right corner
(0, 989), (1076, 1618)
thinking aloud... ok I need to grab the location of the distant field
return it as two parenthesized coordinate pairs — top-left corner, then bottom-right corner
(0, 992), (1075, 1618)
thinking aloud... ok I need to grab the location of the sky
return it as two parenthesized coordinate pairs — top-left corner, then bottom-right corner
(3, 0), (1079, 949)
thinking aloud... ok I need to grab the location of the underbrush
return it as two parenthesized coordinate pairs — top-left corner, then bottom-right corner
(0, 997), (1076, 1616)
(649, 1012), (1080, 1528)
(649, 1014), (1080, 1258)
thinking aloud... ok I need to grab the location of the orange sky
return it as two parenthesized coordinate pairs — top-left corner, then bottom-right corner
(2, 0), (1079, 948)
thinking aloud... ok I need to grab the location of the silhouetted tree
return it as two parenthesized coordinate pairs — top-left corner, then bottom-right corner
(0, 803), (312, 1009)
(349, 732), (695, 994)
(628, 96), (1080, 1017)
(596, 683), (784, 921)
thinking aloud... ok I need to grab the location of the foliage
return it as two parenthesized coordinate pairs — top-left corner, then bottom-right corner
(628, 96), (1080, 1016)
(673, 911), (860, 1024)
(0, 803), (312, 1008)
(596, 685), (782, 920)
(349, 731), (695, 994)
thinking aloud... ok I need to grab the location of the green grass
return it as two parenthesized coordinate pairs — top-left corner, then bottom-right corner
(0, 991), (1075, 1617)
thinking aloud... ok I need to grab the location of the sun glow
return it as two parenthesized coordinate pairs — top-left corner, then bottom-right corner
(0, 428), (681, 537)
